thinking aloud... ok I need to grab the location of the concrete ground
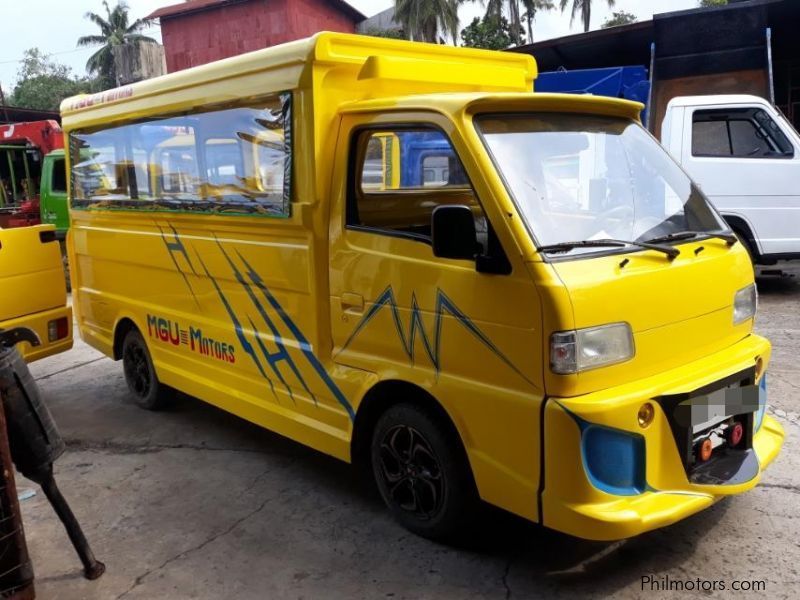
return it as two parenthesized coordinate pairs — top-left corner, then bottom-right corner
(18, 266), (800, 599)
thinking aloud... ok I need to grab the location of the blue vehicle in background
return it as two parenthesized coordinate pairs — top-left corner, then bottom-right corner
(397, 131), (459, 187)
(536, 65), (651, 124)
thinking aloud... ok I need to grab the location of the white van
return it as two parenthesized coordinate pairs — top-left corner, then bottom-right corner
(661, 95), (800, 265)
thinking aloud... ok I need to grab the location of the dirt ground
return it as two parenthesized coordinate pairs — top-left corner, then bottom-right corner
(18, 266), (800, 599)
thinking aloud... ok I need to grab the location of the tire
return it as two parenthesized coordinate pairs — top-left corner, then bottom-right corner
(121, 329), (170, 410)
(371, 403), (478, 541)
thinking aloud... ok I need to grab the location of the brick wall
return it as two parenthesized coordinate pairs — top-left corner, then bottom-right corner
(160, 0), (358, 72)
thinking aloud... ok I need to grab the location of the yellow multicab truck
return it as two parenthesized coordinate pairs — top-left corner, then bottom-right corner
(61, 33), (783, 541)
(0, 225), (72, 361)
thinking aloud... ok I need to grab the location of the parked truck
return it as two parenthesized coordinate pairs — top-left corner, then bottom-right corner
(537, 67), (800, 265)
(661, 94), (800, 265)
(0, 224), (72, 362)
(0, 121), (64, 230)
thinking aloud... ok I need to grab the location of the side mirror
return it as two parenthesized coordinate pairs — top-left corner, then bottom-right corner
(431, 205), (478, 260)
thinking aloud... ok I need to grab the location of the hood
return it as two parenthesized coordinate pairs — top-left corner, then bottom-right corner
(539, 239), (755, 397)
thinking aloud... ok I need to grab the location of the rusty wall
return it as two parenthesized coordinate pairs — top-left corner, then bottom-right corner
(650, 69), (769, 138)
(160, 0), (358, 72)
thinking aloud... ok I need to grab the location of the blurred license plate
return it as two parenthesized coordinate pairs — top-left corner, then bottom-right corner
(687, 383), (760, 434)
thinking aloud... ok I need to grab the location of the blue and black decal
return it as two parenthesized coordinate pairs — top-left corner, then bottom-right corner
(340, 285), (533, 385)
(158, 226), (355, 420)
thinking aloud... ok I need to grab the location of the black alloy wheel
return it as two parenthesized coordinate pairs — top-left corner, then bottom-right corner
(378, 423), (445, 520)
(371, 403), (478, 540)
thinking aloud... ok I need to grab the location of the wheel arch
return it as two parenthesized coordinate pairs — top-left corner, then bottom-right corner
(722, 214), (762, 260)
(350, 380), (472, 476)
(112, 316), (141, 360)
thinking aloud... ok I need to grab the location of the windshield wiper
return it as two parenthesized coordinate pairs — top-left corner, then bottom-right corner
(645, 230), (738, 246)
(537, 238), (680, 259)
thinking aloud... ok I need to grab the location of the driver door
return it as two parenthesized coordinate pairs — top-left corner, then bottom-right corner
(328, 111), (545, 521)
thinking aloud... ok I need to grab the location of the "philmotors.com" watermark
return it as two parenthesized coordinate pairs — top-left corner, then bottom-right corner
(642, 575), (767, 593)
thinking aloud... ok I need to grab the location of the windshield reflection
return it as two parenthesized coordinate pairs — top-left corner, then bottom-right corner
(478, 113), (728, 255)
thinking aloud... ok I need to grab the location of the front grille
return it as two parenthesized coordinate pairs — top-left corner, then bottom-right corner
(655, 367), (760, 485)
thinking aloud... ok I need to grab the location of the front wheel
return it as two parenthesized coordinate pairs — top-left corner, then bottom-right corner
(121, 329), (171, 410)
(371, 404), (478, 541)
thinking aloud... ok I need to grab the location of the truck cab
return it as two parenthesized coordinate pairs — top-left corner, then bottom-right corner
(661, 95), (800, 264)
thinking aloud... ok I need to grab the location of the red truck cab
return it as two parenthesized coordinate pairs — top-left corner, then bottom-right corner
(0, 120), (64, 229)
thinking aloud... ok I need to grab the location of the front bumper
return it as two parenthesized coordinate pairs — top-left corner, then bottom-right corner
(542, 334), (785, 541)
(0, 305), (73, 363)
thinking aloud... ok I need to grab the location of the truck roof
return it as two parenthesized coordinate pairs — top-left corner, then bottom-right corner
(666, 94), (770, 109)
(60, 32), (537, 129)
(0, 120), (63, 154)
(340, 92), (643, 122)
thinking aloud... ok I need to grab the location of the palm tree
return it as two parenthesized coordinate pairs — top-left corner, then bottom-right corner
(77, 1), (157, 88)
(522, 0), (555, 42)
(559, 0), (616, 32)
(482, 1), (533, 46)
(395, 0), (460, 44)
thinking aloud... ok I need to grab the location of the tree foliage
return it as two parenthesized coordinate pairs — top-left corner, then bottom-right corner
(699, 0), (727, 7)
(560, 0), (616, 32)
(602, 10), (636, 28)
(9, 49), (94, 111)
(479, 1), (553, 46)
(394, 0), (460, 44)
(77, 1), (157, 89)
(364, 28), (406, 40)
(521, 0), (555, 43)
(461, 14), (521, 50)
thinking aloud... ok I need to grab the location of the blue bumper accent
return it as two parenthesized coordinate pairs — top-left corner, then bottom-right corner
(755, 374), (767, 432)
(581, 424), (647, 496)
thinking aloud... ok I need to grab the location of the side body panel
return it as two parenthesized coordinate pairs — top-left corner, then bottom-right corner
(69, 208), (368, 460)
(67, 81), (374, 461)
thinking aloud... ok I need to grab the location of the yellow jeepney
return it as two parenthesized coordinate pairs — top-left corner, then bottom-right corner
(61, 33), (783, 541)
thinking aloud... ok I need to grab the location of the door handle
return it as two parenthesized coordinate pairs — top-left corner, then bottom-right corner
(341, 292), (364, 313)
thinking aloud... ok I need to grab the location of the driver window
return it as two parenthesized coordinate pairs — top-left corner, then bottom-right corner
(692, 108), (794, 158)
(349, 127), (487, 245)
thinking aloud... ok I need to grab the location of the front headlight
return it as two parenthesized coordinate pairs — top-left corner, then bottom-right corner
(550, 322), (635, 374)
(733, 284), (757, 325)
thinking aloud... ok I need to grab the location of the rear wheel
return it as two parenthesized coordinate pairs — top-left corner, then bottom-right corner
(121, 329), (170, 410)
(371, 403), (478, 541)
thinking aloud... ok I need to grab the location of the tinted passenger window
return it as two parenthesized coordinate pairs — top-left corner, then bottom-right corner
(692, 108), (794, 158)
(350, 128), (486, 242)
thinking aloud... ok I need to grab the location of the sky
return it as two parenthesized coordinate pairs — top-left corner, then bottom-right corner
(0, 0), (702, 93)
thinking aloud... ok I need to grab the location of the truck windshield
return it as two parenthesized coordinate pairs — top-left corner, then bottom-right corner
(477, 113), (728, 257)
